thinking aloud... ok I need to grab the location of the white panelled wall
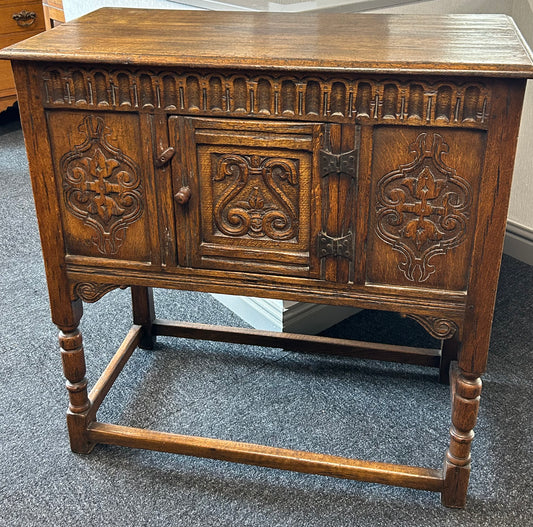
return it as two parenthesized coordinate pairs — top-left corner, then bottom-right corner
(61, 0), (533, 331)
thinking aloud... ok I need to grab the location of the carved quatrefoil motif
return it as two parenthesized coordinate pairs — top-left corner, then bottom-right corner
(61, 116), (143, 255)
(376, 133), (472, 282)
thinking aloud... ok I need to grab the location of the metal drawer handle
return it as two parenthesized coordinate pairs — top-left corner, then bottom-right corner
(12, 10), (37, 27)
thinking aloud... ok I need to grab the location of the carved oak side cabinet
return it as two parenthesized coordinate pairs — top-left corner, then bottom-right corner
(2, 8), (532, 508)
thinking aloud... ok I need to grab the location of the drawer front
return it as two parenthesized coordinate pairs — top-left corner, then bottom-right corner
(0, 57), (15, 95)
(0, 1), (45, 36)
(0, 32), (42, 93)
(366, 126), (486, 291)
(46, 111), (156, 264)
(171, 117), (322, 277)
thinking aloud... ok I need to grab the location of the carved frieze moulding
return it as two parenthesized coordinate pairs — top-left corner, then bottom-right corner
(61, 115), (144, 255)
(42, 65), (490, 127)
(212, 154), (299, 241)
(72, 282), (128, 303)
(375, 132), (472, 283)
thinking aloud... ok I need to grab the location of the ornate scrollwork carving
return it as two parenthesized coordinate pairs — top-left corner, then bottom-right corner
(405, 314), (458, 340)
(61, 116), (144, 255)
(376, 132), (472, 282)
(213, 154), (299, 240)
(73, 282), (127, 303)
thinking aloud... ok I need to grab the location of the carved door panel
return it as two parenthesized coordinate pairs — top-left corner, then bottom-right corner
(46, 111), (155, 263)
(170, 117), (322, 277)
(366, 126), (486, 291)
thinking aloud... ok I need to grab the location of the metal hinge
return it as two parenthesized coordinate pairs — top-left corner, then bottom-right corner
(319, 149), (358, 178)
(318, 231), (353, 259)
(319, 124), (360, 179)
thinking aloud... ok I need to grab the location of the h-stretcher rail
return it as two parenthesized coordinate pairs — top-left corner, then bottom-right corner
(85, 321), (447, 494)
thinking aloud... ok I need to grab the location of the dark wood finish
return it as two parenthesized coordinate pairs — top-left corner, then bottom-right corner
(0, 0), (45, 112)
(2, 8), (532, 508)
(442, 362), (482, 507)
(4, 9), (533, 77)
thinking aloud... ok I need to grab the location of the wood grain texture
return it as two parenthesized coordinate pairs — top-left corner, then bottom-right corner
(1, 10), (533, 77)
(7, 9), (532, 508)
(87, 422), (443, 492)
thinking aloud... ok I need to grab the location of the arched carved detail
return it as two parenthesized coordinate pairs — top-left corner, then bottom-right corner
(406, 314), (459, 340)
(42, 66), (490, 128)
(72, 282), (128, 303)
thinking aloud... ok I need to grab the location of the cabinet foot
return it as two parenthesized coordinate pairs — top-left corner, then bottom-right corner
(59, 326), (94, 453)
(441, 363), (482, 507)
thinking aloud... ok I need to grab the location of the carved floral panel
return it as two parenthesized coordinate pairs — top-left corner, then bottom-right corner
(211, 153), (300, 242)
(60, 115), (144, 255)
(375, 132), (473, 283)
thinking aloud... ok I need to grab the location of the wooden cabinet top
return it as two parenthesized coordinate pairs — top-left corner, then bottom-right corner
(2, 8), (533, 77)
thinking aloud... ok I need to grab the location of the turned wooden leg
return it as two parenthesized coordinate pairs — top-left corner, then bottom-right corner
(131, 285), (156, 349)
(58, 302), (94, 454)
(442, 363), (482, 508)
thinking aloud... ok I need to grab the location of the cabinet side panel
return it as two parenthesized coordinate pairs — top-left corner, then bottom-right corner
(46, 110), (153, 263)
(366, 125), (486, 291)
(458, 79), (527, 374)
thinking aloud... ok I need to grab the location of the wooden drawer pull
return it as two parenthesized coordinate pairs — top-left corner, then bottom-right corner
(174, 186), (191, 205)
(12, 10), (37, 27)
(155, 146), (175, 167)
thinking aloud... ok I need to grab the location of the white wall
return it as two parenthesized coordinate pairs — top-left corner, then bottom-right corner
(509, 0), (533, 234)
(63, 0), (199, 21)
(364, 0), (514, 14)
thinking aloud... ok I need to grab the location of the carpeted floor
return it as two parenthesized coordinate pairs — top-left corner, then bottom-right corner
(0, 110), (532, 526)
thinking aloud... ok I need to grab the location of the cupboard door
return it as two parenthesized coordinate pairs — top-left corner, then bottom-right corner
(170, 117), (322, 277)
(366, 126), (485, 291)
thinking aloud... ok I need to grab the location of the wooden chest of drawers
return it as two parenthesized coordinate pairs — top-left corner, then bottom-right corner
(0, 0), (45, 112)
(2, 8), (532, 508)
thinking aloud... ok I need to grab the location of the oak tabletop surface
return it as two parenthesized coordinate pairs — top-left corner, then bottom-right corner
(1, 8), (533, 76)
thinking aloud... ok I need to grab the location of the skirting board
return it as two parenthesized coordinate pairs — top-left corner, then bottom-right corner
(282, 301), (361, 334)
(504, 221), (533, 266)
(212, 294), (359, 334)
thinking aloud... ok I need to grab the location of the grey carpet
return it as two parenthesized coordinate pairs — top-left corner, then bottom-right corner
(0, 110), (532, 526)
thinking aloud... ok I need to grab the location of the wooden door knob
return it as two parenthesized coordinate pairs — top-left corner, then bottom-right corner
(174, 186), (191, 205)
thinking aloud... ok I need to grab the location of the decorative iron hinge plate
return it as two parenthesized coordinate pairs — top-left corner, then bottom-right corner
(319, 149), (358, 178)
(318, 231), (353, 259)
